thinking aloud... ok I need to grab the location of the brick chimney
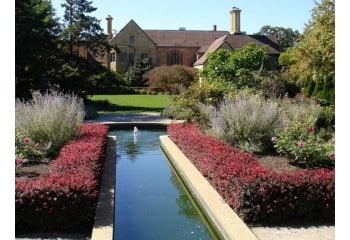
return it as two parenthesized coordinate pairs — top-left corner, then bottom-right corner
(230, 7), (241, 34)
(213, 25), (217, 31)
(106, 15), (113, 41)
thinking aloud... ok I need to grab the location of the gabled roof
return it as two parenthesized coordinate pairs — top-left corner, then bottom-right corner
(109, 19), (155, 46)
(225, 34), (280, 54)
(194, 34), (280, 66)
(196, 45), (210, 54)
(194, 34), (229, 66)
(144, 30), (229, 47)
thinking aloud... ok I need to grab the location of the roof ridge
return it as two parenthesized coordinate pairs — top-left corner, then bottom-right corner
(144, 29), (229, 32)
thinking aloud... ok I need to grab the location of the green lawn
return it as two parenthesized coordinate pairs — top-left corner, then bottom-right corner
(87, 94), (174, 113)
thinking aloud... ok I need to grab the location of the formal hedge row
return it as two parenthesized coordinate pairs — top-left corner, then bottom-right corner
(15, 123), (109, 233)
(167, 123), (334, 223)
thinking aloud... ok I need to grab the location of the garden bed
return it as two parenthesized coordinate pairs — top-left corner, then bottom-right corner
(257, 155), (301, 173)
(167, 123), (335, 224)
(15, 123), (109, 234)
(15, 158), (52, 178)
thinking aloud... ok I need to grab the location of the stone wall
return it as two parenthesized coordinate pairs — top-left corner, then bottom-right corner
(110, 20), (157, 72)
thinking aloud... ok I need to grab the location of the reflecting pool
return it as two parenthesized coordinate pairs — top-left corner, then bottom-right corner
(110, 127), (213, 240)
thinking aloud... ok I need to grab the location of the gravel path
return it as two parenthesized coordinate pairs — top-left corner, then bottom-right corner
(85, 112), (176, 124)
(251, 225), (334, 240)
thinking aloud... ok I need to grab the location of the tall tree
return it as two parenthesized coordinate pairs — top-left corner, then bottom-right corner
(281, 0), (335, 105)
(61, 0), (107, 56)
(53, 0), (109, 95)
(256, 25), (300, 52)
(15, 0), (60, 98)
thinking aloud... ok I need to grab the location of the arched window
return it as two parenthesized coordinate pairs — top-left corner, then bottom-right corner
(166, 50), (183, 65)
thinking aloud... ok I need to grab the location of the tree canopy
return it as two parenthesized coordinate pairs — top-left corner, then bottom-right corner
(60, 0), (107, 56)
(15, 0), (123, 98)
(256, 25), (300, 52)
(202, 43), (270, 89)
(279, 0), (335, 105)
(15, 0), (61, 98)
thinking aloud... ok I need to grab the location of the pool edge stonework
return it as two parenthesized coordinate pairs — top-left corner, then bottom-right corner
(160, 135), (259, 240)
(91, 135), (116, 240)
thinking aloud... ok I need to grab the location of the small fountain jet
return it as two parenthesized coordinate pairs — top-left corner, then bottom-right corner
(133, 126), (138, 143)
(133, 126), (139, 135)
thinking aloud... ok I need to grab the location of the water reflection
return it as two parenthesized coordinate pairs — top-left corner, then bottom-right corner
(111, 128), (213, 240)
(171, 174), (199, 221)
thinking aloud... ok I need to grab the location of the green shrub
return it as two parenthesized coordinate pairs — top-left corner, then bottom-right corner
(200, 93), (285, 153)
(260, 71), (300, 98)
(15, 90), (85, 156)
(202, 44), (270, 84)
(124, 58), (153, 87)
(145, 65), (198, 94)
(162, 81), (236, 122)
(315, 105), (335, 130)
(272, 98), (334, 167)
(277, 95), (320, 124)
(88, 69), (127, 94)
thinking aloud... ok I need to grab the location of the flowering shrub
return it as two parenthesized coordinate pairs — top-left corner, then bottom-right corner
(15, 124), (109, 233)
(15, 128), (51, 167)
(273, 117), (335, 167)
(167, 123), (334, 223)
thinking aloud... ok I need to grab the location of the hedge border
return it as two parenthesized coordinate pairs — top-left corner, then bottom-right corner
(15, 123), (109, 233)
(167, 123), (334, 223)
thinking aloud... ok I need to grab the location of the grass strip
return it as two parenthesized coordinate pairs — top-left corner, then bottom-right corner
(87, 94), (173, 113)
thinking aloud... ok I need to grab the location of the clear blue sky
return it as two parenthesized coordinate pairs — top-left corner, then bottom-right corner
(51, 0), (317, 34)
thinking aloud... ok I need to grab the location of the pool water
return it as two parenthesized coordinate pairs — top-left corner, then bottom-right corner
(110, 127), (213, 240)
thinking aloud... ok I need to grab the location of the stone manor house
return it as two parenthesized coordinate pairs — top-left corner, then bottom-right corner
(99, 7), (280, 73)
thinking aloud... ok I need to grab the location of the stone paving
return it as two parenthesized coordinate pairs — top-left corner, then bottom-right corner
(85, 112), (177, 124)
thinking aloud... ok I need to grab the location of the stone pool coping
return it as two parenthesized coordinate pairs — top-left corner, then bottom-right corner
(91, 135), (116, 240)
(160, 135), (259, 240)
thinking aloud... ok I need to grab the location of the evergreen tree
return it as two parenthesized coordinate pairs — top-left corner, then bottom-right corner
(124, 58), (153, 87)
(61, 0), (107, 56)
(15, 0), (60, 99)
(54, 0), (109, 95)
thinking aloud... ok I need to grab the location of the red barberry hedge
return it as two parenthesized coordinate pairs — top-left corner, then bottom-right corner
(167, 123), (334, 223)
(15, 123), (109, 233)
